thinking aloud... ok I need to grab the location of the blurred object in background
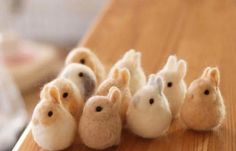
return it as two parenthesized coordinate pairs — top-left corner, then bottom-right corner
(1, 32), (62, 92)
(0, 0), (109, 47)
(0, 49), (28, 151)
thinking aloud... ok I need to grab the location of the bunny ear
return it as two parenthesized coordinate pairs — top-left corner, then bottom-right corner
(111, 67), (120, 79)
(120, 68), (130, 86)
(164, 55), (177, 70)
(108, 86), (121, 106)
(201, 67), (211, 78)
(40, 85), (49, 99)
(208, 67), (220, 86)
(147, 74), (157, 86)
(48, 86), (60, 103)
(155, 76), (164, 94)
(177, 60), (187, 79)
(123, 49), (136, 60)
(133, 52), (141, 67)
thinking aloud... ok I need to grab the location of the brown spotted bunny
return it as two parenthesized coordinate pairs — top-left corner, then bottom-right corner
(32, 87), (76, 150)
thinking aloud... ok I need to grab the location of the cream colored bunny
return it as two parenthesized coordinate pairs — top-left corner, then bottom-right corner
(157, 55), (187, 118)
(65, 47), (106, 84)
(59, 63), (97, 101)
(79, 87), (122, 150)
(96, 67), (131, 124)
(109, 49), (146, 95)
(40, 78), (84, 118)
(32, 87), (76, 150)
(180, 67), (225, 131)
(127, 75), (172, 138)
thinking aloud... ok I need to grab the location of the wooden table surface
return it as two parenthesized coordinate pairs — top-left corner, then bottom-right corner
(14, 0), (236, 150)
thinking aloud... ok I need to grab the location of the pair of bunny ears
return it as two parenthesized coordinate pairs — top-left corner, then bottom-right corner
(106, 86), (122, 105)
(123, 49), (141, 65)
(201, 67), (220, 86)
(111, 67), (130, 85)
(147, 74), (163, 94)
(163, 55), (187, 78)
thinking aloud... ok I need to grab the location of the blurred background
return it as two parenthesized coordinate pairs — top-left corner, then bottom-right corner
(0, 0), (108, 150)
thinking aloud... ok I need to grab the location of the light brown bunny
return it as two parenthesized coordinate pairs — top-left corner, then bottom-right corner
(79, 86), (122, 150)
(32, 88), (76, 150)
(180, 67), (225, 131)
(40, 78), (84, 118)
(96, 67), (131, 124)
(65, 47), (106, 84)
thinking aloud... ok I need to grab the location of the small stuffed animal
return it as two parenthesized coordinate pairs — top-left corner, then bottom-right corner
(32, 87), (76, 150)
(79, 86), (122, 150)
(127, 75), (172, 138)
(40, 78), (84, 118)
(65, 47), (106, 84)
(109, 49), (146, 95)
(157, 55), (187, 118)
(59, 63), (97, 101)
(180, 67), (225, 131)
(96, 67), (131, 124)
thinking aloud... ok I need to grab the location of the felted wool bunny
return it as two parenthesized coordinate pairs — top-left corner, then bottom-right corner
(109, 49), (146, 95)
(79, 86), (122, 150)
(180, 67), (225, 131)
(96, 67), (131, 124)
(32, 87), (76, 150)
(59, 63), (97, 101)
(157, 55), (187, 118)
(40, 78), (84, 118)
(65, 47), (106, 84)
(126, 74), (172, 138)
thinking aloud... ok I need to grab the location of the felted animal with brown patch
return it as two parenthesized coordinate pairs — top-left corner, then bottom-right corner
(59, 63), (97, 101)
(40, 78), (84, 118)
(65, 47), (106, 84)
(96, 67), (131, 124)
(32, 87), (76, 150)
(79, 86), (122, 150)
(157, 55), (187, 118)
(109, 49), (146, 95)
(180, 67), (225, 131)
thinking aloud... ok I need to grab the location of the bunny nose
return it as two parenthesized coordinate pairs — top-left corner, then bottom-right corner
(48, 111), (53, 117)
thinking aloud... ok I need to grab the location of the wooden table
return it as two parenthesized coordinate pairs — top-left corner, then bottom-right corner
(14, 0), (236, 150)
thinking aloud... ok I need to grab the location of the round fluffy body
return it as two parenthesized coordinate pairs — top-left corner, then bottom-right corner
(180, 67), (225, 131)
(79, 88), (122, 150)
(127, 75), (172, 138)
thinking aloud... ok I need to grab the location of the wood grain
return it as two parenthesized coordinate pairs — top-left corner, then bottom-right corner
(14, 0), (236, 150)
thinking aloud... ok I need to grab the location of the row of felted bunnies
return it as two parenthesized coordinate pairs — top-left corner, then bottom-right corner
(31, 48), (226, 150)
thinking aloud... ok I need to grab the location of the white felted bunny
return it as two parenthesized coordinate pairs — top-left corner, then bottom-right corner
(65, 47), (106, 84)
(157, 55), (187, 118)
(109, 49), (146, 95)
(79, 86), (122, 150)
(127, 74), (172, 138)
(32, 87), (76, 150)
(40, 78), (84, 118)
(59, 63), (97, 101)
(180, 67), (225, 131)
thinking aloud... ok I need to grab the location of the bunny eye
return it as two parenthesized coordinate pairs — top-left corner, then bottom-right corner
(62, 92), (68, 98)
(204, 89), (210, 95)
(48, 111), (53, 117)
(96, 106), (103, 112)
(149, 98), (154, 105)
(78, 72), (84, 77)
(167, 82), (173, 88)
(80, 59), (85, 64)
